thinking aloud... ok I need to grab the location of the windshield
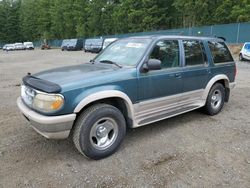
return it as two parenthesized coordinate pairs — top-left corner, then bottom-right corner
(69, 39), (77, 45)
(24, 42), (32, 45)
(62, 40), (69, 46)
(85, 39), (103, 46)
(245, 44), (250, 51)
(94, 38), (151, 66)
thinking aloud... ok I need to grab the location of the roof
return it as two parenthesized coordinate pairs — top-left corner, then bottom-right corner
(128, 35), (224, 42)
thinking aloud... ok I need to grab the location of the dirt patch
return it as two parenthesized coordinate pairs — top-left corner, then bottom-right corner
(2, 83), (21, 88)
(228, 44), (243, 56)
(142, 153), (178, 170)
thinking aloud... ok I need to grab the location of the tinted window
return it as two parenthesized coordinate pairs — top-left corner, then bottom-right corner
(149, 40), (179, 69)
(208, 41), (233, 64)
(183, 40), (206, 66)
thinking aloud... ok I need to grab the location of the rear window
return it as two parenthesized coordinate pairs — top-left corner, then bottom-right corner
(208, 41), (233, 64)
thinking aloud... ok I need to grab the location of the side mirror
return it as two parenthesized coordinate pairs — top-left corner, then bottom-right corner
(142, 59), (161, 72)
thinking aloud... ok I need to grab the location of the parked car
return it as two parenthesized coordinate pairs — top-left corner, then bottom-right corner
(84, 38), (104, 53)
(67, 39), (83, 51)
(24, 42), (34, 50)
(239, 42), (250, 61)
(61, 39), (70, 51)
(102, 38), (118, 49)
(61, 39), (83, 51)
(3, 44), (15, 51)
(14, 43), (26, 50)
(17, 35), (236, 160)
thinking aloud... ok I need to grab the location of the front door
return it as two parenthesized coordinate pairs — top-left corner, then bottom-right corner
(136, 40), (183, 125)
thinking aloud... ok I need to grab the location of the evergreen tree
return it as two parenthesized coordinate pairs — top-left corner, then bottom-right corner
(0, 0), (250, 43)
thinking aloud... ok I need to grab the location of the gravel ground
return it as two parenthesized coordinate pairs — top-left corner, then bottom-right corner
(0, 49), (249, 188)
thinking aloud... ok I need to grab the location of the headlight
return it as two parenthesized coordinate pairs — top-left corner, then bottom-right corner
(22, 85), (64, 113)
(33, 93), (64, 112)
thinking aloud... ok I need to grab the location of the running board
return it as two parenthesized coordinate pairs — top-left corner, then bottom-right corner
(136, 105), (201, 127)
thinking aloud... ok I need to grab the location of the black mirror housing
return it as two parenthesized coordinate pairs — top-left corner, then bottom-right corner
(144, 59), (161, 71)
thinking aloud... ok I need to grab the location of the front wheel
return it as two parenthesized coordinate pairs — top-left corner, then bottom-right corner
(203, 83), (225, 116)
(72, 104), (126, 160)
(239, 54), (244, 61)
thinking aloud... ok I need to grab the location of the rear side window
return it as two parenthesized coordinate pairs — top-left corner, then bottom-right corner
(208, 41), (233, 64)
(183, 40), (206, 66)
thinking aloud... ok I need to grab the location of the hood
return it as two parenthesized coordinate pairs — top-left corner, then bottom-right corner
(33, 63), (132, 91)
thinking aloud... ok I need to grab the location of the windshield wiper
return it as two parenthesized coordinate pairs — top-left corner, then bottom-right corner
(99, 60), (122, 68)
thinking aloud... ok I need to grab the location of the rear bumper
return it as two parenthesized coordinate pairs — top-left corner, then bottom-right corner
(17, 97), (76, 139)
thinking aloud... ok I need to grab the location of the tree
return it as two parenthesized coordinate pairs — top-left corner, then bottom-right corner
(19, 0), (39, 41)
(1, 0), (250, 43)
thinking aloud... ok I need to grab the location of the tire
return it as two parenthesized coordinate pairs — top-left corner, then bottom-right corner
(203, 83), (225, 116)
(72, 103), (126, 160)
(239, 54), (244, 61)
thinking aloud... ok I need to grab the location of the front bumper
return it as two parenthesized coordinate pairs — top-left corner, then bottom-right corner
(243, 53), (250, 60)
(17, 97), (76, 139)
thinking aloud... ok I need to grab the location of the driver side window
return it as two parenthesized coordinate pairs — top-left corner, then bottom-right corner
(149, 40), (179, 69)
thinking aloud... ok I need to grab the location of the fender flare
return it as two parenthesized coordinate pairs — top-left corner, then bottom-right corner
(73, 90), (135, 119)
(202, 74), (229, 101)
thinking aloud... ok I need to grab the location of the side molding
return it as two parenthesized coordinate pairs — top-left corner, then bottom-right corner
(202, 74), (229, 101)
(73, 90), (135, 120)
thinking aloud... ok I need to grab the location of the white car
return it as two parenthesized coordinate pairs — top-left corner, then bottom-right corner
(14, 43), (26, 50)
(239, 42), (250, 61)
(24, 42), (34, 50)
(102, 38), (118, 49)
(4, 44), (15, 51)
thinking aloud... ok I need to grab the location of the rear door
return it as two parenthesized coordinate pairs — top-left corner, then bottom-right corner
(181, 40), (209, 104)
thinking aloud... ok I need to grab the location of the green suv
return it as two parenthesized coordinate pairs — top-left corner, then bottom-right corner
(17, 35), (236, 159)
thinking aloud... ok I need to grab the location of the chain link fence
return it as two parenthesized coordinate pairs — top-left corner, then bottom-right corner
(1, 22), (250, 48)
(102, 22), (249, 44)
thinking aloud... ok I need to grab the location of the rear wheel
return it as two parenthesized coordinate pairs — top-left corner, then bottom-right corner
(73, 104), (126, 160)
(203, 83), (225, 115)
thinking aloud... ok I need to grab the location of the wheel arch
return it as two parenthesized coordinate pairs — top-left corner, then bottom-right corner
(202, 74), (230, 102)
(73, 90), (135, 128)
